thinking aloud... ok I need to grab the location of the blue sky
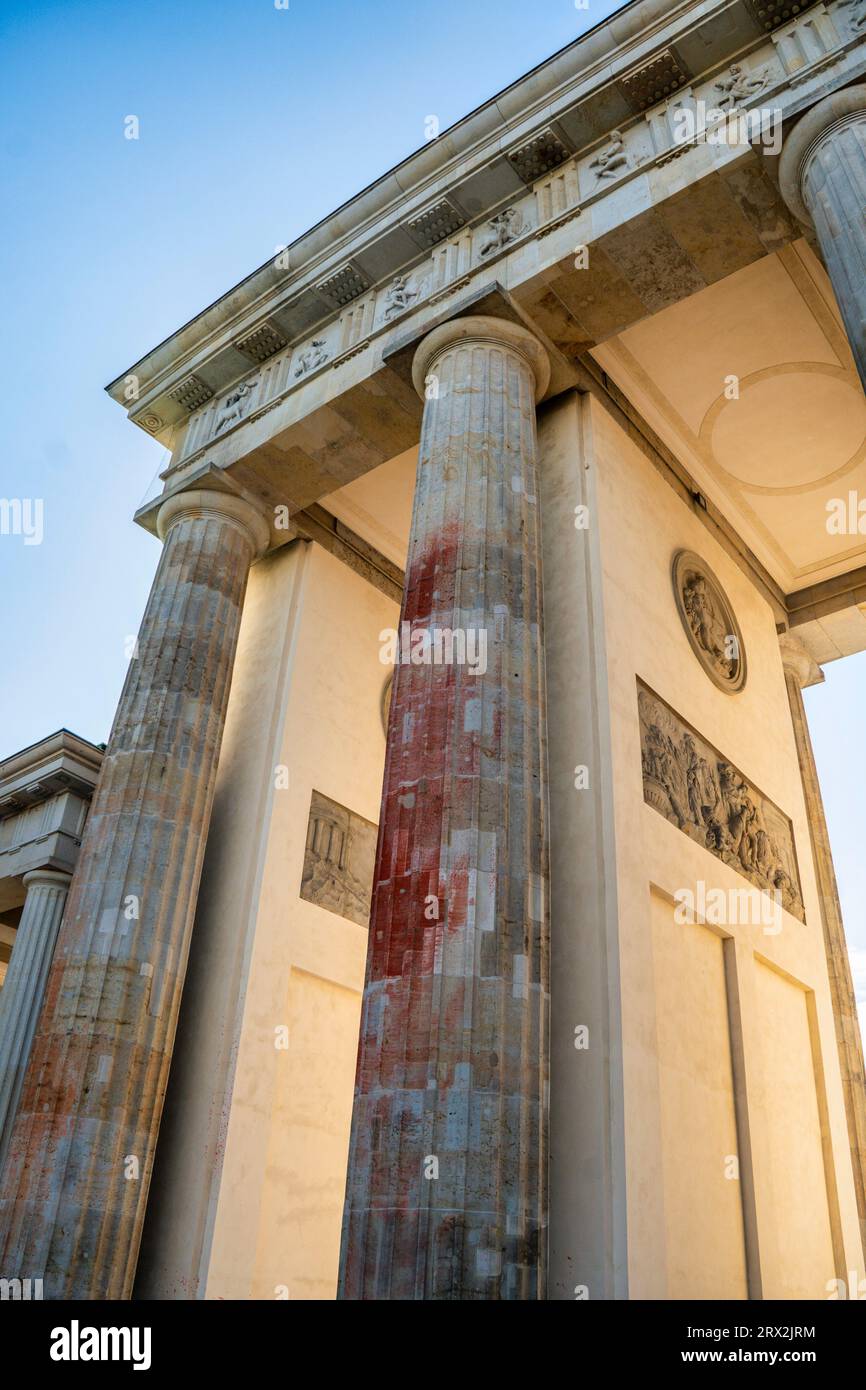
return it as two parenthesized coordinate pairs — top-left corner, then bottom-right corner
(0, 0), (623, 752)
(1, 0), (864, 1005)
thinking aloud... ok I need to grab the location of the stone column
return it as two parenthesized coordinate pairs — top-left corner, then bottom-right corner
(779, 632), (866, 1260)
(339, 316), (551, 1300)
(779, 86), (866, 393)
(0, 488), (269, 1299)
(0, 870), (71, 1173)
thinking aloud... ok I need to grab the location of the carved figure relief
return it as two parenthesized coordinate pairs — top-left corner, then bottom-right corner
(839, 0), (866, 29)
(638, 683), (805, 921)
(478, 206), (526, 256)
(714, 63), (769, 110)
(383, 273), (419, 320)
(294, 338), (329, 377)
(672, 550), (746, 693)
(590, 130), (631, 180)
(214, 378), (258, 435)
(300, 790), (378, 928)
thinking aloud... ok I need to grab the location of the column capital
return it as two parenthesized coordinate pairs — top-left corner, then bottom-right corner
(411, 314), (551, 403)
(21, 868), (72, 890)
(779, 84), (866, 225)
(156, 487), (270, 558)
(779, 631), (824, 689)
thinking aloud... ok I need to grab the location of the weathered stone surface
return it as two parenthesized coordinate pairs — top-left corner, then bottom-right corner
(339, 317), (551, 1299)
(780, 633), (866, 1261)
(0, 871), (71, 1173)
(779, 85), (866, 393)
(639, 681), (805, 920)
(0, 489), (268, 1299)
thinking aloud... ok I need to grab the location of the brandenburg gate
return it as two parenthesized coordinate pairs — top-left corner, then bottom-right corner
(2, 0), (866, 1301)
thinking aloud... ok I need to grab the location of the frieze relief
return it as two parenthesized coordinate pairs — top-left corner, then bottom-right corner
(713, 62), (770, 109)
(383, 272), (420, 320)
(478, 206), (527, 257)
(166, 19), (849, 467)
(839, 0), (866, 31)
(300, 790), (377, 928)
(638, 682), (805, 922)
(293, 337), (330, 378)
(214, 378), (258, 435)
(589, 129), (632, 180)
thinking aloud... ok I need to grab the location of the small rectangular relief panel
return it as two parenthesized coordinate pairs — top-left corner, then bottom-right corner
(300, 790), (378, 928)
(638, 680), (805, 922)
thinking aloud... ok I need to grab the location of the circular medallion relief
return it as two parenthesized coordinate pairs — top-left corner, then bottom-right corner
(672, 550), (746, 694)
(381, 673), (393, 737)
(137, 413), (164, 434)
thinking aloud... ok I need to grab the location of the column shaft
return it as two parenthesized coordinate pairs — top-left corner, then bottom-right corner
(802, 125), (866, 387)
(0, 871), (71, 1174)
(780, 636), (866, 1261)
(779, 87), (866, 392)
(339, 316), (551, 1299)
(0, 489), (268, 1298)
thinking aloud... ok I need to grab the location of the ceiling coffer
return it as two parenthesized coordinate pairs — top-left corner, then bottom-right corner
(315, 262), (371, 310)
(506, 125), (574, 185)
(404, 198), (466, 249)
(743, 0), (820, 31)
(235, 320), (289, 363)
(618, 47), (690, 114)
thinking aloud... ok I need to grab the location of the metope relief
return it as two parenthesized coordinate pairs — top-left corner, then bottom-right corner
(589, 130), (631, 181)
(383, 273), (420, 320)
(478, 206), (526, 257)
(638, 682), (805, 922)
(672, 550), (747, 693)
(294, 338), (330, 378)
(214, 378), (258, 435)
(714, 62), (770, 111)
(300, 790), (377, 928)
(839, 0), (866, 32)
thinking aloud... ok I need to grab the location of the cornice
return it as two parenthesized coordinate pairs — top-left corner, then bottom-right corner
(0, 730), (104, 814)
(105, 0), (789, 427)
(105, 0), (866, 515)
(106, 0), (674, 392)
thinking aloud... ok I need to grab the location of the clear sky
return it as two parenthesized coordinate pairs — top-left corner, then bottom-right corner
(1, 0), (864, 1013)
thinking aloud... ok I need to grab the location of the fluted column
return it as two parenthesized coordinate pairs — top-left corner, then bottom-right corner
(339, 316), (551, 1299)
(0, 488), (269, 1299)
(779, 86), (866, 392)
(780, 633), (866, 1261)
(0, 870), (71, 1173)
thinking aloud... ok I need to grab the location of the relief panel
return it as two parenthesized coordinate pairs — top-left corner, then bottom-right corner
(638, 681), (805, 921)
(300, 790), (377, 928)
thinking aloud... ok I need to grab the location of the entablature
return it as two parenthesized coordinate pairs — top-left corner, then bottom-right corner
(109, 0), (865, 477)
